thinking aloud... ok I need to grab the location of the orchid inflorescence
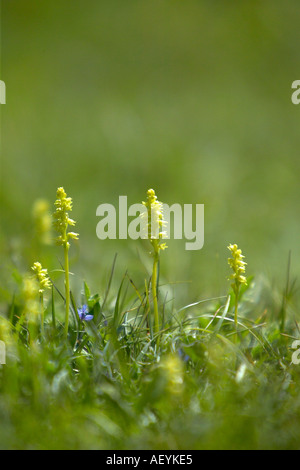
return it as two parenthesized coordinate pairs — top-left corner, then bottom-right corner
(142, 189), (167, 338)
(53, 187), (79, 338)
(228, 243), (247, 326)
(31, 262), (51, 294)
(53, 187), (79, 247)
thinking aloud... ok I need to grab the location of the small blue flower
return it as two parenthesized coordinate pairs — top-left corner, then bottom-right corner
(78, 304), (93, 321)
(178, 348), (190, 363)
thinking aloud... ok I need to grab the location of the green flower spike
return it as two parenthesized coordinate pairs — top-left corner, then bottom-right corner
(31, 262), (51, 293)
(142, 189), (167, 339)
(142, 188), (167, 255)
(31, 262), (51, 336)
(228, 243), (247, 327)
(53, 187), (79, 247)
(53, 187), (79, 339)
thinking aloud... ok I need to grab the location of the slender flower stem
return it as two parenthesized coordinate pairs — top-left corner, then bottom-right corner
(64, 240), (70, 339)
(40, 293), (45, 337)
(234, 284), (239, 328)
(152, 252), (159, 336)
(51, 285), (56, 329)
(233, 286), (240, 344)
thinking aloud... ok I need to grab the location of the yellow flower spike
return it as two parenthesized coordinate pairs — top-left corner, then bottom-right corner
(31, 262), (51, 294)
(142, 188), (167, 255)
(228, 243), (247, 328)
(228, 244), (247, 288)
(53, 187), (79, 246)
(31, 262), (51, 337)
(53, 187), (79, 339)
(142, 189), (168, 340)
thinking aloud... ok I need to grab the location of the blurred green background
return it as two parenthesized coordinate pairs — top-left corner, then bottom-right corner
(1, 0), (300, 304)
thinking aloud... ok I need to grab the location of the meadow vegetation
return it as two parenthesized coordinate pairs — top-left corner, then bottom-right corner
(0, 186), (300, 450)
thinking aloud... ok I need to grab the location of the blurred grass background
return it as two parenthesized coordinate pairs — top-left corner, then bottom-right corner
(1, 0), (300, 304)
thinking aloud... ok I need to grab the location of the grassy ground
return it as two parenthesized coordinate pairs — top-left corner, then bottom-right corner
(1, 1), (300, 450)
(1, 186), (300, 450)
